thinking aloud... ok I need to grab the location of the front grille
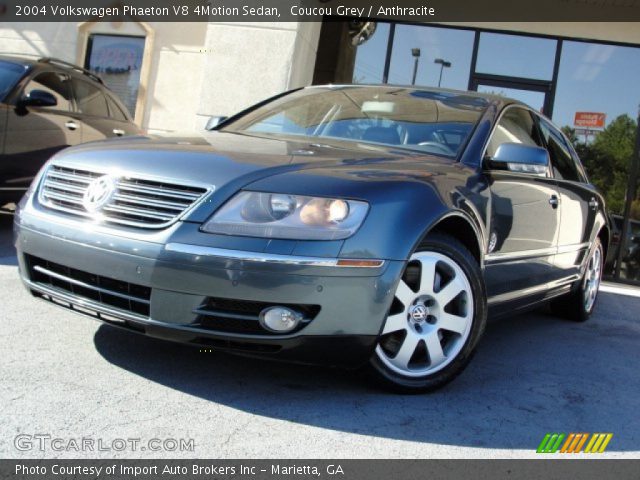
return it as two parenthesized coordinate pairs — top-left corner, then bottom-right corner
(39, 165), (209, 228)
(194, 297), (321, 335)
(25, 254), (151, 317)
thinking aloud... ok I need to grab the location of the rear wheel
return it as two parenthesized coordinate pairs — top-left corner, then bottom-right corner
(550, 238), (603, 322)
(369, 234), (487, 393)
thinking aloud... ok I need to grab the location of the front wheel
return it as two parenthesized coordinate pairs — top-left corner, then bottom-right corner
(369, 234), (487, 393)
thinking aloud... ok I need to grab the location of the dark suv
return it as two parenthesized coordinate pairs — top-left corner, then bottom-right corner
(0, 56), (141, 208)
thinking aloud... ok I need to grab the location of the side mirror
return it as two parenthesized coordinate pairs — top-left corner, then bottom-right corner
(205, 115), (228, 131)
(488, 142), (549, 175)
(20, 90), (58, 108)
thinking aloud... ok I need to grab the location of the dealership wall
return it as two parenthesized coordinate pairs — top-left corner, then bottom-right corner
(0, 21), (321, 133)
(193, 22), (321, 130)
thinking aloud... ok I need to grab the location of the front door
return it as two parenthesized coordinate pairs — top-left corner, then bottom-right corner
(483, 106), (561, 304)
(3, 71), (81, 192)
(537, 115), (598, 285)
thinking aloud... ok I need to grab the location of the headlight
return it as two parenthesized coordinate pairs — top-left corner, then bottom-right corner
(201, 191), (369, 240)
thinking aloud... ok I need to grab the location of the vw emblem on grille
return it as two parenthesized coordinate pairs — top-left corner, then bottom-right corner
(409, 304), (428, 323)
(82, 175), (117, 213)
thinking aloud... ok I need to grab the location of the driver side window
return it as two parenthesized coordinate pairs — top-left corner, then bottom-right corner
(24, 72), (72, 112)
(486, 107), (543, 159)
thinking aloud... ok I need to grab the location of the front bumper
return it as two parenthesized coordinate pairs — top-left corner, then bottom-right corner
(14, 209), (404, 368)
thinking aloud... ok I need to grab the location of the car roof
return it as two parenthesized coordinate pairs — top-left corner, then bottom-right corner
(0, 55), (104, 85)
(306, 83), (524, 109)
(0, 55), (39, 67)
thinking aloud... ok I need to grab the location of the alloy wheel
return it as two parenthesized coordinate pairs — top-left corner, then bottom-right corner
(583, 245), (602, 312)
(376, 251), (474, 377)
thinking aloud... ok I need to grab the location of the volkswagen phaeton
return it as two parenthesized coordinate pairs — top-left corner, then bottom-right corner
(14, 85), (608, 392)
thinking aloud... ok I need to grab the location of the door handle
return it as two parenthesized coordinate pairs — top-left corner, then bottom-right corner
(549, 195), (559, 209)
(113, 129), (125, 137)
(65, 120), (78, 131)
(589, 198), (599, 210)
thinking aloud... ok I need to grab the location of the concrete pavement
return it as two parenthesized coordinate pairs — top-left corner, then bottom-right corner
(1, 213), (638, 458)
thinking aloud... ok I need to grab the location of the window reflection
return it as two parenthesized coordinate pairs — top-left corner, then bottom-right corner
(353, 23), (390, 84)
(476, 32), (557, 81)
(387, 25), (474, 89)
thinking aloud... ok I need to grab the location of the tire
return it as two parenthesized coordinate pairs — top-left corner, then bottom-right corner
(550, 237), (603, 322)
(369, 233), (487, 393)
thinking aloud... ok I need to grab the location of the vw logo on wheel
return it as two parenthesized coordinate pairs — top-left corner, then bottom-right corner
(409, 304), (428, 323)
(82, 175), (117, 213)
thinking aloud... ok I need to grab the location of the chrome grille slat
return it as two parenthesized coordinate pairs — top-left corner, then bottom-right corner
(47, 170), (94, 184)
(117, 182), (202, 200)
(44, 179), (86, 194)
(103, 204), (175, 221)
(112, 193), (188, 211)
(39, 165), (209, 229)
(42, 189), (84, 205)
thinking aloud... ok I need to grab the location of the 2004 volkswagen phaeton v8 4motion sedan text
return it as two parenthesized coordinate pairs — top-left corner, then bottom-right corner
(14, 85), (608, 392)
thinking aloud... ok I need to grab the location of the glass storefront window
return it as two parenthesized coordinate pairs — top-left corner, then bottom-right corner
(476, 32), (557, 81)
(552, 41), (640, 281)
(552, 41), (640, 131)
(353, 23), (391, 84)
(85, 34), (145, 118)
(476, 85), (546, 112)
(387, 25), (474, 89)
(615, 141), (640, 283)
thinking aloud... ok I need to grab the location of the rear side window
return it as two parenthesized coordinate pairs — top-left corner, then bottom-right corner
(105, 94), (129, 121)
(24, 72), (72, 111)
(72, 78), (109, 117)
(538, 117), (581, 182)
(486, 107), (543, 158)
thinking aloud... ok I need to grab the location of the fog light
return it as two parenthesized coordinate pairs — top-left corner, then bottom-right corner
(259, 306), (301, 333)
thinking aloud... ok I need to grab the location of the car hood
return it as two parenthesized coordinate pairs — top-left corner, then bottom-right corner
(55, 131), (416, 178)
(49, 131), (451, 222)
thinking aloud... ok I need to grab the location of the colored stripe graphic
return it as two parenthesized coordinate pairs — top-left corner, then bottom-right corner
(560, 433), (589, 453)
(584, 433), (613, 453)
(537, 433), (565, 453)
(538, 433), (613, 453)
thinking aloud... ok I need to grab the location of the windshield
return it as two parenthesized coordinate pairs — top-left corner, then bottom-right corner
(223, 86), (488, 158)
(0, 60), (26, 102)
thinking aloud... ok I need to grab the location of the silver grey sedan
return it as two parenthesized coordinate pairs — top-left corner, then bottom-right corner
(14, 85), (608, 392)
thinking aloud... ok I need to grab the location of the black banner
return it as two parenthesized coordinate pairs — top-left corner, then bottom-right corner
(1, 0), (640, 22)
(2, 460), (640, 480)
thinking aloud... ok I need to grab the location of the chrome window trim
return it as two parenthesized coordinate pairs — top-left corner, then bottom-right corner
(164, 243), (385, 268)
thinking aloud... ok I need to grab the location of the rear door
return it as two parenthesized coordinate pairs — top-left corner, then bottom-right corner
(105, 92), (139, 136)
(537, 115), (597, 284)
(483, 106), (561, 304)
(3, 71), (81, 192)
(71, 77), (138, 143)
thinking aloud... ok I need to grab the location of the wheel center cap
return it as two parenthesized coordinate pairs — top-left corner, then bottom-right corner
(409, 304), (429, 324)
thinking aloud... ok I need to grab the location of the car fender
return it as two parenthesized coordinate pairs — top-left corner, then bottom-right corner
(245, 164), (486, 263)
